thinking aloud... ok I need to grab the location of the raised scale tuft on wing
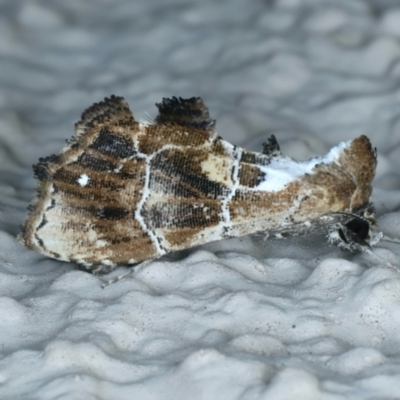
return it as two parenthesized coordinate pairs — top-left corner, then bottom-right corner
(155, 96), (215, 132)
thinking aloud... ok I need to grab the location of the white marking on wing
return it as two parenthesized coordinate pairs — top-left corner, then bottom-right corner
(255, 140), (351, 192)
(77, 174), (90, 187)
(221, 144), (243, 236)
(133, 151), (165, 257)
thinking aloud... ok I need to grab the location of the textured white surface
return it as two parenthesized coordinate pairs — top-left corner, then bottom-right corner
(1, 0), (400, 399)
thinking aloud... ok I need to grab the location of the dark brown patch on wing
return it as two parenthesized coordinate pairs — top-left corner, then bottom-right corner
(138, 124), (210, 155)
(149, 174), (201, 199)
(93, 206), (130, 220)
(155, 96), (215, 132)
(74, 152), (119, 172)
(89, 128), (137, 159)
(238, 163), (266, 188)
(149, 148), (230, 199)
(240, 150), (272, 166)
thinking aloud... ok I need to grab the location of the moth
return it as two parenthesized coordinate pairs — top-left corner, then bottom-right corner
(19, 95), (382, 273)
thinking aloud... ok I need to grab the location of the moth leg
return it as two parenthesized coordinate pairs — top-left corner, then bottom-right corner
(262, 223), (325, 242)
(268, 231), (300, 240)
(100, 259), (153, 288)
(91, 263), (117, 275)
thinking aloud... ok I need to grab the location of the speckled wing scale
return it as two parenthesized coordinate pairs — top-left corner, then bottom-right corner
(19, 95), (380, 272)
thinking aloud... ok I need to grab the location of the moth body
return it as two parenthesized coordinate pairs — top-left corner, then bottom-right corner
(19, 96), (379, 271)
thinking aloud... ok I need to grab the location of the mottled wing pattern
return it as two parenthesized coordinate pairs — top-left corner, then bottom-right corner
(230, 135), (376, 238)
(138, 98), (235, 253)
(19, 95), (378, 270)
(20, 96), (224, 268)
(20, 96), (156, 267)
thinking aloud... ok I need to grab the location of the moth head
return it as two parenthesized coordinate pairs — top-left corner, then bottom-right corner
(327, 205), (382, 252)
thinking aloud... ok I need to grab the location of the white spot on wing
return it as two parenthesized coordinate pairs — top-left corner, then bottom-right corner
(77, 174), (90, 187)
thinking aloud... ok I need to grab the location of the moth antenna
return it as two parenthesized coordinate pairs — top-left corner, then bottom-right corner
(100, 270), (131, 288)
(140, 112), (155, 125)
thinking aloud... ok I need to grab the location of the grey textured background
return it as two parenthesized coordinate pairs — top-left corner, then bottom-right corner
(1, 1), (400, 399)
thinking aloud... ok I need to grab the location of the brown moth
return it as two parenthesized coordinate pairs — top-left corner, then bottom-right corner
(19, 96), (380, 273)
